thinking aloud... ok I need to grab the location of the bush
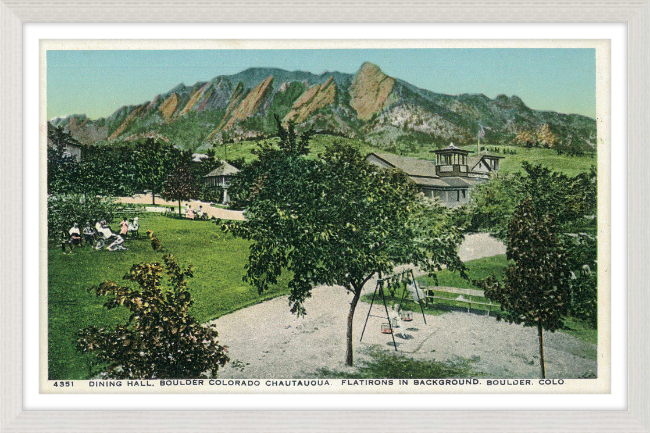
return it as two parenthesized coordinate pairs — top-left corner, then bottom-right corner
(198, 184), (223, 203)
(77, 237), (229, 379)
(48, 194), (118, 240)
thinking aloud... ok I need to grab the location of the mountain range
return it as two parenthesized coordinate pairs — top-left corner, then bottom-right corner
(49, 62), (597, 152)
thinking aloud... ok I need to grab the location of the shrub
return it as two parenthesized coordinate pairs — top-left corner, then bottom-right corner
(77, 238), (229, 379)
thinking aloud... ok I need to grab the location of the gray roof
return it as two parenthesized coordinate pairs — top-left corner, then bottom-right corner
(411, 176), (476, 189)
(434, 142), (469, 154)
(368, 152), (482, 189)
(468, 152), (505, 171)
(205, 162), (240, 177)
(467, 155), (484, 169)
(475, 150), (504, 159)
(408, 176), (451, 187)
(440, 177), (475, 188)
(369, 152), (438, 178)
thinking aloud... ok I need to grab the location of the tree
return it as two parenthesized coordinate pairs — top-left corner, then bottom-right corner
(563, 233), (597, 327)
(47, 194), (118, 240)
(224, 124), (465, 366)
(161, 164), (199, 218)
(75, 144), (138, 197)
(48, 125), (140, 197)
(133, 138), (182, 205)
(469, 162), (597, 241)
(47, 125), (83, 195)
(470, 163), (598, 330)
(477, 197), (571, 378)
(77, 235), (229, 379)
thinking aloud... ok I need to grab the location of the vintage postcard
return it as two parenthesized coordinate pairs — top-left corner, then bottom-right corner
(40, 39), (610, 394)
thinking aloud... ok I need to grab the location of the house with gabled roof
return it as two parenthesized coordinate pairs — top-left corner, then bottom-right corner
(467, 151), (503, 180)
(366, 143), (503, 207)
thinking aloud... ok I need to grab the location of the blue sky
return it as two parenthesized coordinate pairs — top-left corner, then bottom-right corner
(47, 48), (596, 120)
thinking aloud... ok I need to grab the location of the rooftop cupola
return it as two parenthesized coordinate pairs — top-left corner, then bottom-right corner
(433, 143), (470, 177)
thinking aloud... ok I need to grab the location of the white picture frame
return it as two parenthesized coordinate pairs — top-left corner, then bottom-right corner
(1, 1), (647, 431)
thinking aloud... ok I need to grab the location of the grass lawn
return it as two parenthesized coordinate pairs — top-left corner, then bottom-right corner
(418, 254), (511, 291)
(316, 347), (481, 379)
(458, 144), (596, 177)
(48, 213), (290, 380)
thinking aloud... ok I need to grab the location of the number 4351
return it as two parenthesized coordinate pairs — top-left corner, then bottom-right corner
(53, 381), (73, 387)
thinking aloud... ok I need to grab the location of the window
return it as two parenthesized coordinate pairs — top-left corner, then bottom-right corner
(462, 190), (466, 199)
(456, 190), (460, 201)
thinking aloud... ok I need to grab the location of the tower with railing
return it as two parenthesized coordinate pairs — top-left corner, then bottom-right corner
(433, 143), (470, 177)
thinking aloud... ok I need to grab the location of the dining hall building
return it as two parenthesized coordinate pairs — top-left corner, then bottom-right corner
(366, 143), (503, 207)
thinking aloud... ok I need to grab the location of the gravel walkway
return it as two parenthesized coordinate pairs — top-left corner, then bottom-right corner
(209, 234), (596, 379)
(118, 194), (245, 221)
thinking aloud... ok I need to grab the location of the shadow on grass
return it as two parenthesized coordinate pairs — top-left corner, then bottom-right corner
(315, 346), (482, 379)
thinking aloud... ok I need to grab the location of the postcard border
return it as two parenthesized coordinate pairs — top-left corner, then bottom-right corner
(1, 1), (647, 432)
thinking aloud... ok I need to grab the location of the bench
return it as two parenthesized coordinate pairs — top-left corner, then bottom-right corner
(422, 286), (499, 315)
(116, 207), (141, 214)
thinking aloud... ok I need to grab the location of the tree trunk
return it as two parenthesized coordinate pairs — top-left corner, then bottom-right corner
(346, 288), (362, 366)
(151, 185), (156, 205)
(537, 321), (546, 379)
(178, 199), (182, 218)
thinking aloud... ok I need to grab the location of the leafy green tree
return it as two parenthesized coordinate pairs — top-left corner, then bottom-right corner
(47, 125), (140, 197)
(225, 125), (465, 366)
(133, 138), (183, 204)
(76, 144), (138, 197)
(161, 164), (199, 218)
(470, 163), (598, 329)
(477, 197), (571, 378)
(47, 125), (83, 195)
(77, 238), (229, 379)
(563, 233), (597, 327)
(273, 114), (311, 155)
(467, 173), (520, 239)
(469, 162), (596, 240)
(47, 194), (118, 240)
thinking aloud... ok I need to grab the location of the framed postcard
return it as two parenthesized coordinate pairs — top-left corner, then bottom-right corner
(2, 2), (648, 433)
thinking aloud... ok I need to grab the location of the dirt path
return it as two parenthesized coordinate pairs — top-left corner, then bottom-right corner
(209, 234), (596, 379)
(118, 194), (245, 221)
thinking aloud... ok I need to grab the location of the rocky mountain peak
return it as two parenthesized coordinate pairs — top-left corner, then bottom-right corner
(358, 62), (383, 75)
(350, 62), (396, 121)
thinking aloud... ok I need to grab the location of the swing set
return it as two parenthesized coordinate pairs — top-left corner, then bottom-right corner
(359, 269), (427, 350)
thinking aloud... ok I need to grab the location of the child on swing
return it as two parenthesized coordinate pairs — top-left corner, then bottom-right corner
(389, 304), (405, 338)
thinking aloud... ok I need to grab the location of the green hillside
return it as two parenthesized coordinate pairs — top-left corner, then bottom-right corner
(217, 134), (596, 176)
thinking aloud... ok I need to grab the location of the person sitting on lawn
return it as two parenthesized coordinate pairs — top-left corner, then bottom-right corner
(128, 217), (139, 238)
(95, 219), (104, 235)
(120, 217), (129, 236)
(95, 220), (113, 250)
(68, 223), (82, 250)
(83, 221), (96, 245)
(187, 206), (195, 219)
(197, 205), (204, 219)
(106, 233), (127, 251)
